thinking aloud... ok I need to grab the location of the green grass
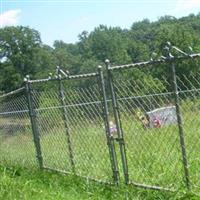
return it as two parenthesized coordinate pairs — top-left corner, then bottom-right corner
(0, 165), (199, 200)
(1, 99), (200, 196)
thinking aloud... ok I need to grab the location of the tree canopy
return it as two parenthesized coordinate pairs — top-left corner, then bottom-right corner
(1, 13), (200, 92)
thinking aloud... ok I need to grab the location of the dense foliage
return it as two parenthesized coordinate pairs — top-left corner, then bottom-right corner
(1, 13), (200, 92)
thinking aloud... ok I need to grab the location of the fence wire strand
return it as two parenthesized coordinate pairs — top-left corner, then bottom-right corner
(1, 60), (200, 192)
(0, 87), (37, 167)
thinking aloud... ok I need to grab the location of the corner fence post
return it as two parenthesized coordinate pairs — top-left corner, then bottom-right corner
(57, 68), (75, 173)
(105, 60), (129, 184)
(167, 45), (190, 190)
(97, 66), (120, 184)
(25, 78), (43, 169)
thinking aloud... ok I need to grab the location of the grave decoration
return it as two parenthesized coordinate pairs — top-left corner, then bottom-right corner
(146, 106), (177, 128)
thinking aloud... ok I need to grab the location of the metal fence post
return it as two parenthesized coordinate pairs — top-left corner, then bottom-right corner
(97, 66), (120, 184)
(105, 60), (129, 184)
(25, 78), (43, 169)
(57, 68), (75, 173)
(167, 45), (190, 190)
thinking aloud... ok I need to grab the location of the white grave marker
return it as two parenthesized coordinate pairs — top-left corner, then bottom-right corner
(146, 106), (177, 128)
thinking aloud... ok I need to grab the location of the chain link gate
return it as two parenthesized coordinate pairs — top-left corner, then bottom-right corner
(105, 43), (200, 191)
(24, 68), (118, 184)
(176, 63), (200, 193)
(1, 42), (200, 193)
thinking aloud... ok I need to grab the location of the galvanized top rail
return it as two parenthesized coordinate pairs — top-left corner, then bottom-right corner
(109, 53), (200, 71)
(0, 87), (25, 99)
(27, 72), (99, 84)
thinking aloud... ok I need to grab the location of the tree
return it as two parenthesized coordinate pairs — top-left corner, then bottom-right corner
(0, 26), (54, 92)
(78, 25), (132, 64)
(53, 40), (82, 75)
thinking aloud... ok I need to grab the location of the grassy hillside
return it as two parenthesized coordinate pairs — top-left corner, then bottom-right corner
(0, 165), (199, 200)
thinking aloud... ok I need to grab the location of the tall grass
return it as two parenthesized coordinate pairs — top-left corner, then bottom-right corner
(0, 165), (199, 200)
(1, 99), (200, 194)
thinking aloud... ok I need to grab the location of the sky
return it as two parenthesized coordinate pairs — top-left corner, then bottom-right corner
(1, 0), (200, 46)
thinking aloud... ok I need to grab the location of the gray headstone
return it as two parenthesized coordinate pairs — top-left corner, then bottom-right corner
(146, 106), (177, 128)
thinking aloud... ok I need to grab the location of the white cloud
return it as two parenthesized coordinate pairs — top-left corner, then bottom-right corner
(174, 0), (200, 12)
(0, 9), (21, 27)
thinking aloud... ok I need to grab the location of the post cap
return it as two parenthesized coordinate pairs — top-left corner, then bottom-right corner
(166, 41), (171, 47)
(98, 65), (102, 69)
(105, 59), (110, 64)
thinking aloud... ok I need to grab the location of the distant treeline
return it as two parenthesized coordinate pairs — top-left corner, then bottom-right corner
(1, 13), (200, 92)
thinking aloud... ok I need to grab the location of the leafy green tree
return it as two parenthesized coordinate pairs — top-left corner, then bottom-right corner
(78, 25), (132, 64)
(0, 26), (55, 92)
(2, 13), (200, 93)
(53, 41), (82, 75)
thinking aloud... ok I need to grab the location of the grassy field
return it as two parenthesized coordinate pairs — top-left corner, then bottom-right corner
(1, 165), (199, 200)
(1, 94), (200, 197)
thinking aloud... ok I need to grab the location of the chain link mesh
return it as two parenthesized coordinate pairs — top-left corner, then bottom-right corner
(0, 88), (37, 167)
(110, 66), (184, 189)
(1, 57), (200, 191)
(30, 77), (113, 183)
(177, 71), (200, 192)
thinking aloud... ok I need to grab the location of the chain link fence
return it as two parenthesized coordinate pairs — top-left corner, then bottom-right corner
(105, 48), (200, 192)
(0, 88), (37, 167)
(30, 72), (114, 183)
(177, 72), (200, 192)
(1, 44), (200, 192)
(108, 64), (184, 190)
